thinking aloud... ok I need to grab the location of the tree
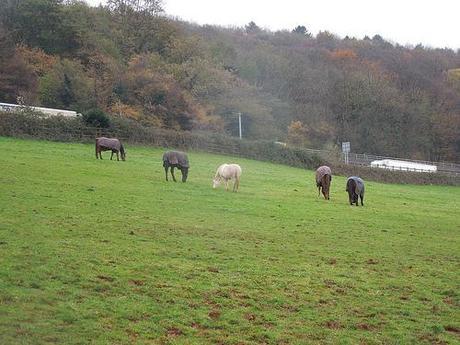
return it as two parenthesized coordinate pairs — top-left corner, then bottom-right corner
(292, 25), (311, 38)
(287, 120), (309, 147)
(107, 0), (163, 16)
(1, 0), (79, 54)
(82, 108), (111, 128)
(106, 0), (167, 56)
(0, 26), (36, 103)
(38, 59), (94, 111)
(245, 21), (261, 34)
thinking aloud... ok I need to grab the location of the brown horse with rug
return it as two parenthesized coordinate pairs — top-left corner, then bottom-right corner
(95, 137), (126, 161)
(315, 166), (332, 200)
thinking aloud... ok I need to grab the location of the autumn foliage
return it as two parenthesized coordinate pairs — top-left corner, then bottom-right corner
(0, 0), (459, 161)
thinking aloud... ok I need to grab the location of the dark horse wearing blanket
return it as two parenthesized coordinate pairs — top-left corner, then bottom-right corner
(95, 137), (126, 161)
(163, 151), (189, 182)
(346, 176), (365, 206)
(315, 166), (332, 200)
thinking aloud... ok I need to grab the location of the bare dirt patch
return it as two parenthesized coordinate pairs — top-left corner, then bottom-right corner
(166, 327), (183, 337)
(244, 313), (256, 321)
(208, 310), (221, 320)
(323, 320), (342, 329)
(355, 323), (377, 331)
(129, 279), (145, 286)
(445, 325), (460, 334)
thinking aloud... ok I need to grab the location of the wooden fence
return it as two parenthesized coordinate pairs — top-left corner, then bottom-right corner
(1, 111), (459, 182)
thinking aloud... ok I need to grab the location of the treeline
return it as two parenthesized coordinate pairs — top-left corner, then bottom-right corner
(0, 0), (459, 161)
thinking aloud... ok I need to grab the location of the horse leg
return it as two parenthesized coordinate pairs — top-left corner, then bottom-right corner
(360, 194), (364, 206)
(318, 186), (321, 197)
(110, 151), (113, 160)
(234, 178), (239, 192)
(95, 146), (98, 159)
(116, 151), (119, 161)
(165, 166), (169, 181)
(171, 167), (177, 182)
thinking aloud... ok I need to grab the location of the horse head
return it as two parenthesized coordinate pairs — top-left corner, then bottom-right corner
(120, 145), (126, 161)
(180, 166), (188, 182)
(212, 177), (220, 188)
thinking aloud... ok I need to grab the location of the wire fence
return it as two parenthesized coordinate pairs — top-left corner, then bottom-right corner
(276, 145), (460, 176)
(343, 152), (460, 176)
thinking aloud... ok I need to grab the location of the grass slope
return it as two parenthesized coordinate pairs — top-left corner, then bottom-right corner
(0, 137), (459, 345)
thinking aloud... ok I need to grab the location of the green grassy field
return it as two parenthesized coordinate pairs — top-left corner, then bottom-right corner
(0, 137), (459, 345)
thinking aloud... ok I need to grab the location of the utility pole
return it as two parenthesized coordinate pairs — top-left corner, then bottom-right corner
(238, 112), (242, 139)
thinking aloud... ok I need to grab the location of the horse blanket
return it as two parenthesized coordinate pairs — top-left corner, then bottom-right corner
(96, 137), (122, 151)
(163, 151), (189, 168)
(347, 176), (365, 195)
(316, 166), (332, 185)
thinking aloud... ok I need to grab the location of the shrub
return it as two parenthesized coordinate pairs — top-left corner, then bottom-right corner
(82, 109), (110, 128)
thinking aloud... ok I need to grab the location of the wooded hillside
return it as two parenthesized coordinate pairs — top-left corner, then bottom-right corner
(1, 0), (459, 161)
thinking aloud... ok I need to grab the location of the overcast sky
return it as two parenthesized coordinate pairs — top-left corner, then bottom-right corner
(87, 0), (459, 50)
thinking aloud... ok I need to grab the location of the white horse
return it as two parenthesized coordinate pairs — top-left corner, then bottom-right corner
(213, 164), (242, 192)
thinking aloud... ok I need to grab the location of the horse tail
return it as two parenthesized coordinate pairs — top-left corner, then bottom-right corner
(346, 179), (356, 192)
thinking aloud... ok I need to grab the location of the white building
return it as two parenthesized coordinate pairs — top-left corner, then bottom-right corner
(0, 102), (79, 118)
(370, 159), (437, 173)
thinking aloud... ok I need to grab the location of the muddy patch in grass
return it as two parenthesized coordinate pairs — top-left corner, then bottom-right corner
(208, 310), (221, 320)
(418, 333), (448, 345)
(244, 313), (256, 321)
(129, 279), (145, 286)
(355, 323), (378, 331)
(328, 258), (337, 265)
(445, 325), (460, 334)
(166, 327), (183, 337)
(207, 266), (219, 273)
(323, 320), (342, 329)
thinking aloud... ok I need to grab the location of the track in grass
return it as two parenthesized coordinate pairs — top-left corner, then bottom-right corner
(0, 137), (459, 344)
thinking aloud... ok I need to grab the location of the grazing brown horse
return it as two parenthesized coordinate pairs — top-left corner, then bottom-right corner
(163, 151), (189, 182)
(315, 166), (332, 200)
(346, 176), (365, 206)
(95, 137), (126, 161)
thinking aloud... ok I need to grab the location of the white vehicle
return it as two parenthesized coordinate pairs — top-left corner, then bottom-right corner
(0, 102), (79, 118)
(370, 159), (437, 173)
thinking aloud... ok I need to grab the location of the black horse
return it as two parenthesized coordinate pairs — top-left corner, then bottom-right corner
(163, 151), (189, 182)
(346, 176), (365, 206)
